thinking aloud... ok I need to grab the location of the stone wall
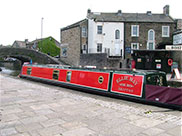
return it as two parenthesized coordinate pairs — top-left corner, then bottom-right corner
(0, 47), (59, 64)
(176, 19), (182, 30)
(60, 20), (88, 67)
(125, 22), (176, 58)
(60, 27), (81, 66)
(80, 20), (88, 53)
(80, 53), (122, 69)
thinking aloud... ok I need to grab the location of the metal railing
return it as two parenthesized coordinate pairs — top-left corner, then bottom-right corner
(87, 48), (122, 56)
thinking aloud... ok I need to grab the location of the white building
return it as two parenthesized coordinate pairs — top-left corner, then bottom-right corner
(88, 18), (124, 58)
(173, 31), (182, 45)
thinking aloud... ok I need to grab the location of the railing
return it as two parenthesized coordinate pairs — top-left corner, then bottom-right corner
(24, 63), (70, 69)
(88, 48), (122, 57)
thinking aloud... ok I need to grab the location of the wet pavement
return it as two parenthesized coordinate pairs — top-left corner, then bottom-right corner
(0, 73), (181, 136)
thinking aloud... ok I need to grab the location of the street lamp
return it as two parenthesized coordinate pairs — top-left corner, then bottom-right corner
(41, 17), (44, 39)
(41, 17), (44, 50)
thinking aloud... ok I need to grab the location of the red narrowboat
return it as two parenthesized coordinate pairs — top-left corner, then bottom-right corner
(20, 64), (182, 110)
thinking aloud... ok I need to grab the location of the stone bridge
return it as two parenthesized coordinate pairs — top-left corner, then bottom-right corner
(0, 47), (63, 65)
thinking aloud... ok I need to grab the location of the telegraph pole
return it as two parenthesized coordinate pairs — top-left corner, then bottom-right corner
(41, 17), (44, 39)
(41, 17), (44, 49)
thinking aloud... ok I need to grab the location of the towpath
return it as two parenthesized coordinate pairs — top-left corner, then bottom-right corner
(0, 74), (181, 136)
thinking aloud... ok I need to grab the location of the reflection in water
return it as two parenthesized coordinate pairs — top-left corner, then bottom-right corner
(0, 60), (21, 76)
(0, 67), (21, 76)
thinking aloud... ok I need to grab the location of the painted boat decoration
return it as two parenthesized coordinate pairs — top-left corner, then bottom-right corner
(19, 64), (182, 110)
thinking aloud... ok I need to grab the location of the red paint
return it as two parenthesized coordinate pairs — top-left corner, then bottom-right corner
(21, 66), (28, 75)
(69, 70), (109, 91)
(21, 66), (110, 91)
(168, 59), (173, 66)
(111, 73), (144, 97)
(31, 67), (54, 79)
(131, 60), (136, 69)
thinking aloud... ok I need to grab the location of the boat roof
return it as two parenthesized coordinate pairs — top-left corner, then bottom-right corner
(23, 64), (166, 75)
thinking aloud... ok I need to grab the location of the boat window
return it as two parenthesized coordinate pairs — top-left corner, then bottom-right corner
(66, 71), (72, 82)
(146, 75), (164, 86)
(52, 70), (59, 80)
(27, 68), (32, 75)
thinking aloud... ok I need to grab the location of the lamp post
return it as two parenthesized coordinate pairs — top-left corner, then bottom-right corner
(41, 17), (44, 49)
(41, 17), (44, 39)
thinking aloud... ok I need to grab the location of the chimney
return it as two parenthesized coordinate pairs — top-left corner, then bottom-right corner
(163, 5), (169, 16)
(87, 9), (91, 17)
(87, 9), (91, 14)
(25, 39), (28, 44)
(117, 10), (122, 16)
(176, 19), (182, 30)
(146, 11), (152, 16)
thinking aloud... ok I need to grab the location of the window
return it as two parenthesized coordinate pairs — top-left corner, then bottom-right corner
(62, 47), (67, 57)
(52, 70), (59, 80)
(27, 68), (32, 75)
(146, 75), (164, 86)
(66, 71), (72, 82)
(115, 30), (120, 39)
(148, 42), (155, 50)
(82, 45), (87, 50)
(97, 25), (102, 34)
(82, 45), (87, 54)
(97, 43), (102, 52)
(131, 43), (139, 50)
(147, 29), (155, 50)
(82, 27), (87, 37)
(162, 26), (170, 37)
(131, 25), (139, 37)
(148, 30), (154, 41)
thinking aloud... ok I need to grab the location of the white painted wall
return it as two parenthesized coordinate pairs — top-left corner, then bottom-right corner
(88, 19), (124, 58)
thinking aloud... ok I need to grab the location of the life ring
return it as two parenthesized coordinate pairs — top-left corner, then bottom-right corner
(168, 59), (173, 66)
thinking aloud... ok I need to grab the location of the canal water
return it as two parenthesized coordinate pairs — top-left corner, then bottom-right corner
(0, 61), (21, 76)
(0, 67), (21, 76)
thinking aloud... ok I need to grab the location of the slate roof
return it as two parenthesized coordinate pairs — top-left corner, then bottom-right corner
(12, 41), (26, 48)
(28, 36), (60, 47)
(87, 12), (175, 23)
(61, 19), (87, 31)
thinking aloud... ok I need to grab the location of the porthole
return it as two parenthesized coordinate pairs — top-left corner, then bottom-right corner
(98, 76), (104, 84)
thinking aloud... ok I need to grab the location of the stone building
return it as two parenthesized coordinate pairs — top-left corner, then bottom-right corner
(12, 40), (27, 48)
(60, 5), (178, 68)
(26, 36), (60, 50)
(60, 19), (88, 66)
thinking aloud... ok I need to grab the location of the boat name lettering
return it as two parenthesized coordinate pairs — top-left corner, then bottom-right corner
(118, 87), (134, 93)
(116, 76), (138, 86)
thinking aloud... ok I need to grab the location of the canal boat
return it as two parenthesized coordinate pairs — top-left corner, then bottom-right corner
(19, 64), (182, 110)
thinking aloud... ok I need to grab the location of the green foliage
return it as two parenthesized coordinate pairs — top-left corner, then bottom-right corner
(0, 57), (3, 61)
(38, 37), (60, 57)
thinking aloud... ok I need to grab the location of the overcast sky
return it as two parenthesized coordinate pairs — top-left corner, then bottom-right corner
(0, 0), (181, 45)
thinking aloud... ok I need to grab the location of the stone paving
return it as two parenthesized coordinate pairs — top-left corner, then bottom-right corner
(0, 74), (181, 136)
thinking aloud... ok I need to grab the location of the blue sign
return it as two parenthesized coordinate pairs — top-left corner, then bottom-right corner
(125, 47), (131, 53)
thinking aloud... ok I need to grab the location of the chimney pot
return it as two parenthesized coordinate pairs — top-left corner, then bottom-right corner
(117, 10), (122, 16)
(163, 5), (169, 16)
(87, 9), (91, 14)
(146, 11), (152, 15)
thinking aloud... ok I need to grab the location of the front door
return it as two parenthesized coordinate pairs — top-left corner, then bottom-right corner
(115, 43), (120, 56)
